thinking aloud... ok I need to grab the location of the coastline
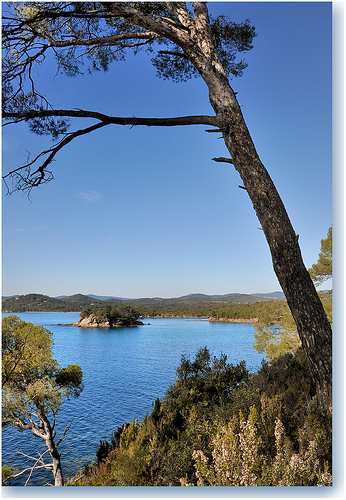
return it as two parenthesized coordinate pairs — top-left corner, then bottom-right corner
(3, 311), (258, 324)
(209, 317), (258, 323)
(146, 315), (258, 323)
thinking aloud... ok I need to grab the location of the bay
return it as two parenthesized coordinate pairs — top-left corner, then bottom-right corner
(2, 312), (264, 486)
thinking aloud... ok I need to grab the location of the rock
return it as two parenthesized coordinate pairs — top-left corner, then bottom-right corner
(72, 314), (110, 328)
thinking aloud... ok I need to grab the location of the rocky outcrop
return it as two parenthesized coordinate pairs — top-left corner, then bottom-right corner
(72, 313), (143, 328)
(72, 314), (111, 328)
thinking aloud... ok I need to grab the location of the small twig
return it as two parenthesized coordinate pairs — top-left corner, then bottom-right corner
(158, 49), (189, 59)
(7, 449), (53, 486)
(212, 157), (234, 164)
(56, 420), (73, 447)
(205, 128), (226, 133)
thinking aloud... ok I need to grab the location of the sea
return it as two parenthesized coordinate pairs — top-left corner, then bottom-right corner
(1, 312), (265, 486)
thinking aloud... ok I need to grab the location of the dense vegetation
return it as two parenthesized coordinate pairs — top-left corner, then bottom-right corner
(1, 293), (110, 312)
(3, 293), (331, 327)
(2, 292), (269, 315)
(127, 296), (268, 319)
(69, 347), (332, 487)
(2, 292), (270, 318)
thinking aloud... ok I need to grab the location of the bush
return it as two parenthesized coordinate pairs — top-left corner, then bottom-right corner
(186, 406), (332, 486)
(71, 347), (332, 487)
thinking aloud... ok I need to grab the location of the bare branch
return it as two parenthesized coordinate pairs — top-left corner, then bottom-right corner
(205, 128), (227, 133)
(212, 157), (234, 164)
(23, 450), (52, 486)
(7, 463), (53, 480)
(3, 109), (218, 127)
(3, 122), (107, 195)
(56, 420), (73, 447)
(4, 449), (53, 486)
(50, 31), (158, 48)
(158, 49), (189, 59)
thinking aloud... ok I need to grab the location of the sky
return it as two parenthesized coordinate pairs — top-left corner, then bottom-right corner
(2, 1), (335, 299)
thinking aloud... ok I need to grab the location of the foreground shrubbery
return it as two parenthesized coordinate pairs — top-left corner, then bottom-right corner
(69, 347), (332, 487)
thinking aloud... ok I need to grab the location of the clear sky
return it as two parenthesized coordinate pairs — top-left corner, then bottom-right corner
(2, 1), (333, 299)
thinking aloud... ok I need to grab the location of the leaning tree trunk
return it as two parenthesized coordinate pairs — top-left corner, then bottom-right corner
(100, 3), (332, 409)
(204, 71), (332, 410)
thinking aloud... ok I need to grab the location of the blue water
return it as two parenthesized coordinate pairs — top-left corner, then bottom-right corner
(2, 313), (264, 486)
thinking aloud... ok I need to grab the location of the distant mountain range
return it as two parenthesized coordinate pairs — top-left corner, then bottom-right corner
(56, 291), (285, 301)
(1, 291), (285, 314)
(2, 291), (285, 302)
(54, 294), (134, 301)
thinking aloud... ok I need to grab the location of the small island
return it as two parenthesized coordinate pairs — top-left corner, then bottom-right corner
(73, 304), (143, 328)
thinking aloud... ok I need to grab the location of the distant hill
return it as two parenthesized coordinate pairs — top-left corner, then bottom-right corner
(2, 293), (103, 313)
(169, 293), (270, 305)
(2, 291), (273, 314)
(86, 294), (131, 301)
(63, 294), (103, 306)
(251, 291), (285, 299)
(178, 293), (240, 299)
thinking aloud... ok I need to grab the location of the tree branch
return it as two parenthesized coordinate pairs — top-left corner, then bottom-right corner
(3, 121), (109, 195)
(3, 109), (218, 128)
(5, 449), (53, 486)
(212, 157), (234, 164)
(158, 49), (189, 59)
(166, 3), (194, 30)
(56, 420), (73, 447)
(49, 31), (158, 48)
(192, 2), (212, 36)
(3, 111), (219, 193)
(102, 2), (192, 47)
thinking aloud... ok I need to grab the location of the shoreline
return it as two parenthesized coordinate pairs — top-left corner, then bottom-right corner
(209, 317), (258, 323)
(3, 312), (258, 324)
(145, 315), (258, 323)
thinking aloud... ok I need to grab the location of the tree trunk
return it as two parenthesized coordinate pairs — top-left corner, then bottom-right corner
(42, 416), (64, 486)
(49, 446), (64, 487)
(206, 73), (332, 410)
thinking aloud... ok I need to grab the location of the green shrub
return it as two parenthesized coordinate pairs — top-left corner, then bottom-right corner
(71, 347), (332, 487)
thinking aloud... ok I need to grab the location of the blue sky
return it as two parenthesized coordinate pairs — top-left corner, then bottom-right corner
(2, 1), (333, 298)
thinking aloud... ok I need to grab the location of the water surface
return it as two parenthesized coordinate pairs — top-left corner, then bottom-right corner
(2, 312), (264, 485)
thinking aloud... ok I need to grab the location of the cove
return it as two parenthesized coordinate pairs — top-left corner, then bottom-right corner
(2, 312), (265, 486)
